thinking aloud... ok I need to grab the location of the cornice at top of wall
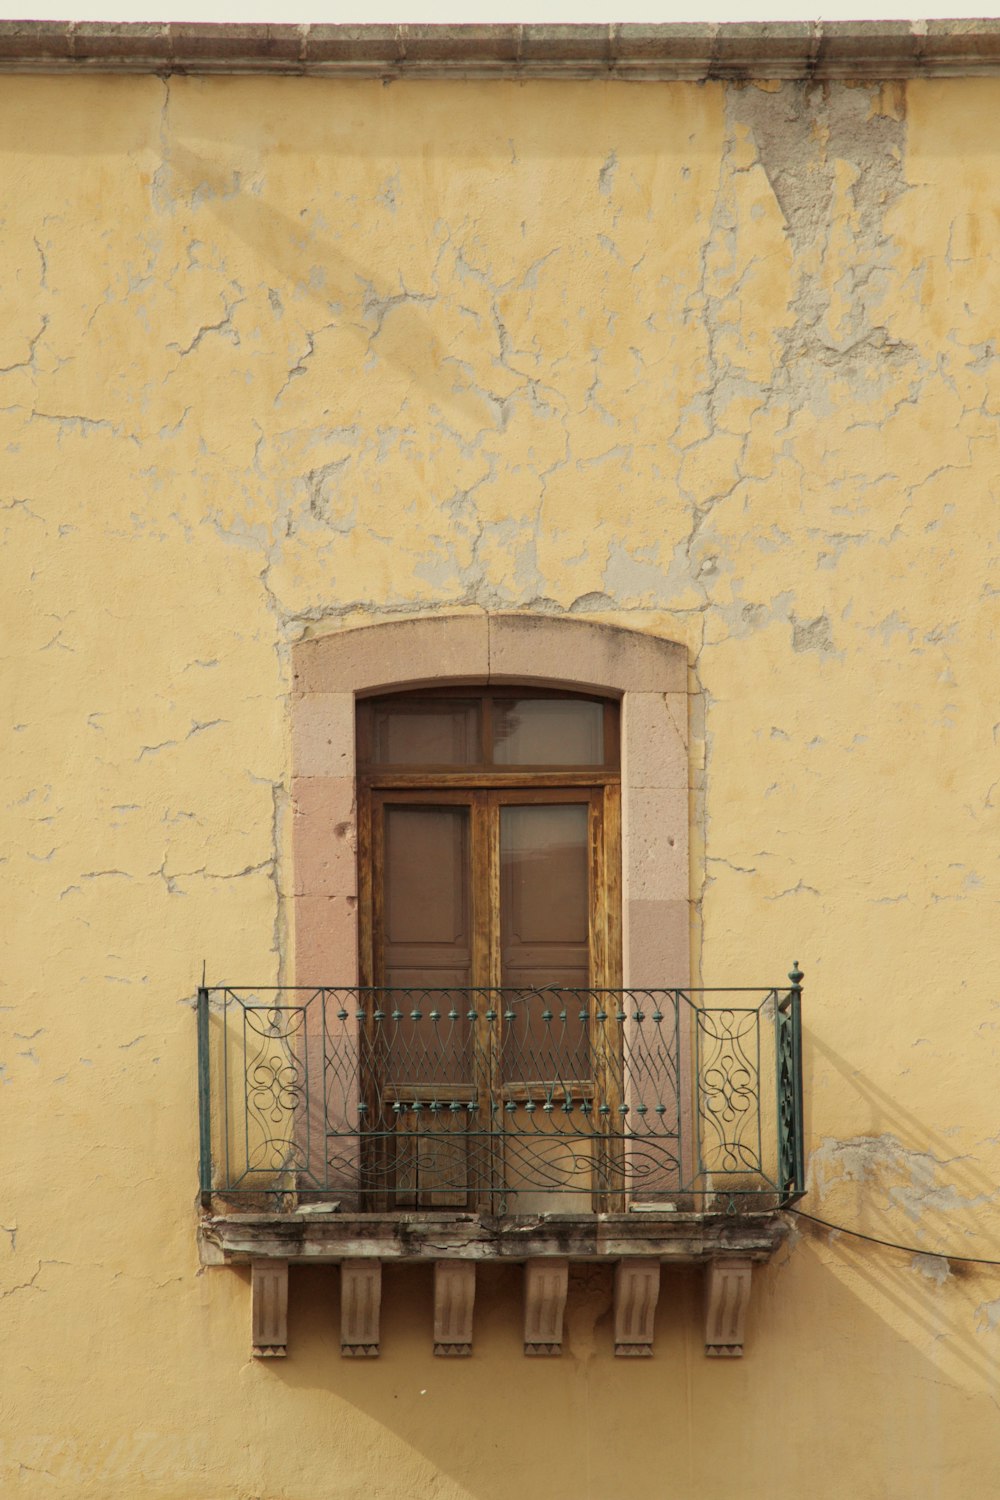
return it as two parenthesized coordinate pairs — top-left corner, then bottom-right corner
(3, 18), (1000, 79)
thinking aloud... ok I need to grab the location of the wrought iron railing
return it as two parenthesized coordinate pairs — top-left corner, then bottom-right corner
(197, 971), (804, 1213)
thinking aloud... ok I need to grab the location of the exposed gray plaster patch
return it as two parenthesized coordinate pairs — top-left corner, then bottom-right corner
(602, 538), (675, 604)
(911, 1253), (951, 1285)
(811, 1134), (997, 1224)
(376, 172), (401, 213)
(730, 81), (915, 397)
(791, 613), (834, 654)
(976, 1297), (1000, 1333)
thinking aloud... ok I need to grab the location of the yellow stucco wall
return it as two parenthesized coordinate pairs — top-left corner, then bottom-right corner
(2, 71), (999, 1498)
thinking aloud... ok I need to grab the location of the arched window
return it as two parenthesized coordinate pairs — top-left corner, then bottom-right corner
(290, 615), (690, 1213)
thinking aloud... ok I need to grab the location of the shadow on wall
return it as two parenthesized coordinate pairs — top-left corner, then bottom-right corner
(240, 1237), (1000, 1500)
(806, 1032), (1000, 1263)
(221, 1031), (1000, 1498)
(794, 1030), (1000, 1397)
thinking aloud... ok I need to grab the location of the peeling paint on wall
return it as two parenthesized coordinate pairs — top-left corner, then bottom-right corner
(3, 68), (1000, 1500)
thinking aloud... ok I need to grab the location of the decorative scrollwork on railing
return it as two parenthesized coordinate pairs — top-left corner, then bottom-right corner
(695, 1006), (761, 1175)
(198, 978), (804, 1207)
(243, 1002), (309, 1176)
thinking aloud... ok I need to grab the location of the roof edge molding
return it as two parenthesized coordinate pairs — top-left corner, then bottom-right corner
(3, 19), (1000, 80)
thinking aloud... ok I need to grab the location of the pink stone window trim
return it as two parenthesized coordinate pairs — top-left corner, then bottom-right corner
(290, 614), (690, 1205)
(291, 613), (690, 993)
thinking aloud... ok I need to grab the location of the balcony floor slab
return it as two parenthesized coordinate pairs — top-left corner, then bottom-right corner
(199, 1209), (789, 1266)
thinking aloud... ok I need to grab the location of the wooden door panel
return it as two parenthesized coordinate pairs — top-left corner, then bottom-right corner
(372, 794), (478, 1207)
(382, 804), (473, 986)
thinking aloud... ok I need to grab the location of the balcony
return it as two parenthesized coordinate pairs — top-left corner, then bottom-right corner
(198, 975), (804, 1358)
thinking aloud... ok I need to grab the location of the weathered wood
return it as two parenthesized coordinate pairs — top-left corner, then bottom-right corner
(476, 790), (499, 1211)
(361, 769), (621, 789)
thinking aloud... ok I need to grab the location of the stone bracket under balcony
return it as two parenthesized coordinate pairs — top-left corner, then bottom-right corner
(199, 1209), (788, 1360)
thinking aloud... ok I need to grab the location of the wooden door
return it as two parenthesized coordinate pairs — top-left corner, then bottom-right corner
(357, 688), (621, 1211)
(366, 787), (612, 1209)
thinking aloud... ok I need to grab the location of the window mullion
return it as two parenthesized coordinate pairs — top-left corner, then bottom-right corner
(470, 790), (499, 1209)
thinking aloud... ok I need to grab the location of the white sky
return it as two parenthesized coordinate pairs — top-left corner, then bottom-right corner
(5, 1), (999, 26)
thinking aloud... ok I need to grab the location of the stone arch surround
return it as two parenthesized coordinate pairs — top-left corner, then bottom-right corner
(290, 613), (690, 990)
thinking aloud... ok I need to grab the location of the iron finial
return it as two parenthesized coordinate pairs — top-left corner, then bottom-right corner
(789, 961), (803, 987)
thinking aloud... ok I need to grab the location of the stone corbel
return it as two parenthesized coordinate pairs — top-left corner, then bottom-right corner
(704, 1257), (753, 1357)
(433, 1260), (476, 1356)
(251, 1259), (288, 1358)
(341, 1259), (382, 1357)
(523, 1258), (568, 1356)
(613, 1258), (660, 1357)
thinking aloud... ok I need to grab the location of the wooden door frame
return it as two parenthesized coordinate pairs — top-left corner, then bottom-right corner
(359, 776), (621, 1211)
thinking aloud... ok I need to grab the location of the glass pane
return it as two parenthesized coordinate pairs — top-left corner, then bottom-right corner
(372, 700), (479, 765)
(382, 805), (473, 1090)
(492, 699), (604, 766)
(500, 804), (589, 1081)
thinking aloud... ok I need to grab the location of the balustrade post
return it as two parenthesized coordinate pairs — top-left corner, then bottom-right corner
(197, 985), (211, 1205)
(776, 961), (805, 1203)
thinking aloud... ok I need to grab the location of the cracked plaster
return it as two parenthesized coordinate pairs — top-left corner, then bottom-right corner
(2, 66), (1000, 1500)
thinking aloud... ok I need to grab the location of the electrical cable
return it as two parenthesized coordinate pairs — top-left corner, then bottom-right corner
(786, 1206), (1000, 1267)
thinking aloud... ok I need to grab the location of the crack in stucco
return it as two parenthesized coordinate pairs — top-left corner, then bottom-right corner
(0, 314), (48, 376)
(0, 1262), (45, 1300)
(11, 76), (992, 1087)
(169, 294), (245, 358)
